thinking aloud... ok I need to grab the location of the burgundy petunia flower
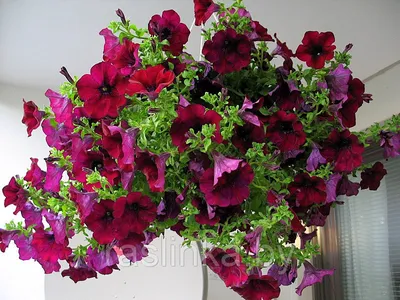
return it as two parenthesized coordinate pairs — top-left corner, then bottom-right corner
(380, 131), (400, 159)
(266, 111), (306, 152)
(2, 177), (28, 214)
(189, 151), (212, 181)
(360, 162), (387, 191)
(69, 187), (97, 223)
(102, 124), (138, 171)
(244, 227), (263, 255)
(62, 256), (98, 283)
(248, 21), (274, 42)
(21, 202), (43, 229)
(113, 192), (157, 238)
(24, 158), (46, 189)
(289, 173), (327, 207)
(325, 64), (352, 102)
(164, 57), (187, 76)
(202, 28), (252, 74)
(22, 100), (44, 137)
(270, 79), (304, 111)
(126, 65), (175, 100)
(232, 275), (281, 300)
(306, 143), (327, 172)
(44, 161), (64, 193)
(290, 208), (306, 233)
(268, 260), (298, 286)
(0, 229), (19, 252)
(135, 150), (170, 193)
(110, 39), (141, 76)
(267, 190), (285, 207)
(194, 0), (220, 26)
(148, 10), (190, 56)
(157, 191), (181, 222)
(31, 229), (72, 274)
(86, 246), (119, 275)
(271, 34), (294, 66)
(76, 62), (127, 119)
(117, 233), (148, 263)
(296, 31), (336, 69)
(84, 200), (118, 245)
(204, 248), (248, 287)
(192, 197), (242, 226)
(170, 104), (223, 152)
(337, 97), (360, 128)
(99, 28), (123, 62)
(232, 122), (266, 154)
(199, 152), (254, 207)
(321, 129), (364, 173)
(45, 89), (74, 129)
(348, 76), (366, 106)
(296, 261), (334, 296)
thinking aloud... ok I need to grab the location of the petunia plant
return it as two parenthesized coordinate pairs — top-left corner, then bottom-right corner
(2, 0), (400, 299)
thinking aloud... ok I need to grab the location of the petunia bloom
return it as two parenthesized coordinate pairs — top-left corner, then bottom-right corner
(2, 177), (28, 215)
(0, 229), (19, 252)
(380, 131), (400, 159)
(325, 64), (352, 102)
(194, 0), (220, 26)
(148, 10), (190, 56)
(21, 202), (43, 229)
(203, 28), (252, 74)
(266, 110), (306, 152)
(289, 173), (327, 207)
(268, 260), (298, 286)
(99, 28), (123, 62)
(45, 89), (73, 128)
(192, 197), (242, 226)
(204, 248), (248, 287)
(126, 65), (175, 100)
(232, 122), (266, 154)
(244, 227), (263, 255)
(44, 161), (64, 193)
(61, 256), (98, 283)
(321, 129), (364, 173)
(296, 261), (334, 296)
(170, 104), (223, 152)
(110, 39), (141, 76)
(306, 143), (327, 172)
(232, 275), (281, 300)
(24, 158), (46, 189)
(86, 246), (119, 275)
(76, 62), (127, 119)
(22, 100), (44, 136)
(113, 192), (157, 238)
(157, 191), (181, 222)
(296, 31), (336, 69)
(200, 152), (254, 207)
(117, 233), (148, 263)
(360, 162), (387, 191)
(69, 187), (97, 223)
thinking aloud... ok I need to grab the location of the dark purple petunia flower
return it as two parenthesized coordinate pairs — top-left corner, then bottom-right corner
(289, 173), (327, 207)
(44, 161), (64, 193)
(21, 202), (43, 229)
(232, 274), (281, 300)
(0, 229), (19, 252)
(43, 210), (68, 244)
(157, 191), (181, 222)
(270, 79), (304, 111)
(22, 100), (44, 137)
(268, 259), (298, 286)
(113, 192), (157, 238)
(337, 175), (360, 197)
(238, 96), (264, 127)
(360, 162), (387, 191)
(325, 64), (352, 102)
(86, 246), (119, 275)
(45, 89), (73, 128)
(148, 10), (190, 56)
(306, 143), (327, 172)
(203, 28), (252, 74)
(117, 233), (148, 263)
(24, 158), (46, 189)
(380, 131), (400, 159)
(300, 230), (318, 249)
(188, 151), (212, 182)
(244, 227), (263, 255)
(199, 152), (254, 207)
(325, 173), (342, 203)
(13, 234), (37, 260)
(232, 122), (266, 154)
(306, 204), (333, 227)
(135, 150), (170, 193)
(296, 261), (334, 296)
(69, 187), (97, 223)
(204, 247), (248, 287)
(2, 177), (28, 215)
(41, 119), (72, 152)
(271, 34), (294, 70)
(62, 256), (98, 283)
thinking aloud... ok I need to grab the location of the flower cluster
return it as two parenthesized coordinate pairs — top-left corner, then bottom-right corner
(2, 0), (400, 299)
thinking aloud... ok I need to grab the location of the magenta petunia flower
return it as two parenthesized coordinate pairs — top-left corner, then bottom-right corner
(135, 150), (170, 193)
(13, 234), (37, 260)
(306, 143), (327, 172)
(110, 39), (141, 76)
(244, 227), (263, 255)
(170, 104), (223, 152)
(148, 10), (190, 56)
(268, 260), (298, 286)
(117, 233), (148, 263)
(41, 119), (72, 152)
(232, 122), (266, 154)
(325, 64), (352, 102)
(194, 0), (220, 26)
(22, 100), (44, 137)
(126, 65), (175, 100)
(232, 275), (281, 300)
(289, 173), (327, 207)
(266, 110), (306, 152)
(296, 31), (336, 69)
(31, 229), (72, 274)
(21, 202), (43, 229)
(76, 62), (127, 119)
(62, 256), (97, 283)
(296, 261), (334, 296)
(99, 28), (123, 62)
(84, 200), (118, 245)
(238, 96), (264, 127)
(113, 192), (157, 238)
(86, 246), (119, 275)
(44, 161), (64, 193)
(157, 191), (181, 222)
(69, 187), (97, 223)
(24, 158), (46, 189)
(2, 177), (28, 215)
(45, 89), (73, 128)
(360, 162), (387, 191)
(0, 229), (19, 252)
(321, 129), (364, 173)
(199, 152), (254, 207)
(42, 210), (68, 244)
(204, 248), (248, 287)
(202, 28), (252, 74)
(380, 131), (400, 159)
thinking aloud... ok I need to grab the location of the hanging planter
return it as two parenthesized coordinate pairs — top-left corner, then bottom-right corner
(1, 0), (400, 299)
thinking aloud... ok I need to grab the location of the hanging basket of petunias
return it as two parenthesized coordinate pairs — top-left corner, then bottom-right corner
(2, 0), (400, 299)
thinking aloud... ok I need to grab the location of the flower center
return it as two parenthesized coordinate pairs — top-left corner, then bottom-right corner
(103, 211), (114, 221)
(91, 160), (104, 171)
(338, 138), (351, 149)
(160, 27), (172, 40)
(129, 203), (140, 212)
(223, 39), (238, 53)
(280, 121), (294, 133)
(100, 85), (112, 95)
(311, 45), (323, 56)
